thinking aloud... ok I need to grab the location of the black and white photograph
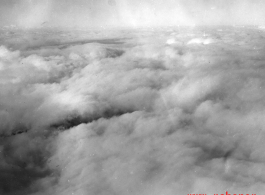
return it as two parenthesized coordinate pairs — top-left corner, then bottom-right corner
(0, 0), (265, 195)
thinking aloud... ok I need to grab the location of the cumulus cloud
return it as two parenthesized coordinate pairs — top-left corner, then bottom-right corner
(1, 26), (265, 195)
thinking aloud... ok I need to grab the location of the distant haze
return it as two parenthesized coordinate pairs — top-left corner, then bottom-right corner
(1, 0), (265, 29)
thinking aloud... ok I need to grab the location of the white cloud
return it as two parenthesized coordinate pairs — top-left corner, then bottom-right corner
(1, 27), (265, 195)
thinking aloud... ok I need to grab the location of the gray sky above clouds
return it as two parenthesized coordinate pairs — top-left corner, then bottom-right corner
(0, 0), (265, 28)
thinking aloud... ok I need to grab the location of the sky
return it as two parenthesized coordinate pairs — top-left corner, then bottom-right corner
(0, 0), (265, 28)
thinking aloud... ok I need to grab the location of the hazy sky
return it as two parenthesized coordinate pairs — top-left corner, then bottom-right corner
(1, 0), (265, 28)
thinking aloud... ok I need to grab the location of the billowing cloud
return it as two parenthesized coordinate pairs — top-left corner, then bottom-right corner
(1, 26), (265, 195)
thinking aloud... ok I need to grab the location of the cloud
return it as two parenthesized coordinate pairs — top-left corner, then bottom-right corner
(1, 26), (265, 195)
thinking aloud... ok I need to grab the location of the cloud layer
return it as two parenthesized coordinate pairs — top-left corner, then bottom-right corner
(1, 26), (265, 195)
